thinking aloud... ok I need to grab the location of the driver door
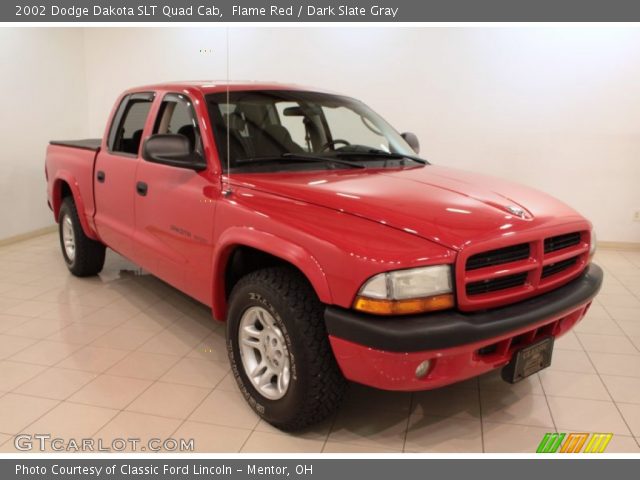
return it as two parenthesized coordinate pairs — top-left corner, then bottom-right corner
(132, 92), (217, 304)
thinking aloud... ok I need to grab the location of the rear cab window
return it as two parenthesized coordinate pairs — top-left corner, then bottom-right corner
(108, 92), (155, 156)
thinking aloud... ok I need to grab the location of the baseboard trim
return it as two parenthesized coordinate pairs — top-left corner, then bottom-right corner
(598, 241), (640, 251)
(0, 225), (57, 247)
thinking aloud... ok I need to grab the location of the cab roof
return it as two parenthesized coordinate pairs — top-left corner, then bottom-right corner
(124, 81), (332, 96)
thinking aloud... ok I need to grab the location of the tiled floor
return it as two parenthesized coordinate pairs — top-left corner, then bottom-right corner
(1, 233), (640, 453)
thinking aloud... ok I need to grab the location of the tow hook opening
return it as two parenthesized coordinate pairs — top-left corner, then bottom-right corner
(415, 359), (433, 379)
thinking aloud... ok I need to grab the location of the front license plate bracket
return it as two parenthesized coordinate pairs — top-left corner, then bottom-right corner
(501, 337), (554, 384)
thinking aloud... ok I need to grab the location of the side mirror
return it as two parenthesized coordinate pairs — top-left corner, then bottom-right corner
(401, 132), (420, 154)
(142, 134), (207, 171)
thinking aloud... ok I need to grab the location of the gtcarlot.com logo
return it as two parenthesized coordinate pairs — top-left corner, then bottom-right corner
(15, 434), (194, 452)
(536, 433), (613, 453)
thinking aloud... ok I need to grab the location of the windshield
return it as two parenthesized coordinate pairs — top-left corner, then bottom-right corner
(206, 90), (422, 172)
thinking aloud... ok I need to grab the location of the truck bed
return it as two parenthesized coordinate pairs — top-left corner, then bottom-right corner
(49, 139), (101, 151)
(45, 141), (101, 235)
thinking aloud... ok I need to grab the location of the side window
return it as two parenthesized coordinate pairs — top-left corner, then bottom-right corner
(153, 94), (202, 154)
(322, 105), (389, 151)
(109, 95), (153, 155)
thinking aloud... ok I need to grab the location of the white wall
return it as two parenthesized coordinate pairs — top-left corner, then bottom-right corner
(83, 28), (229, 138)
(0, 28), (88, 240)
(82, 27), (640, 243)
(4, 27), (639, 243)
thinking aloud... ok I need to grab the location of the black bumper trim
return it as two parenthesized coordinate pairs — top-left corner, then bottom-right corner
(325, 264), (603, 352)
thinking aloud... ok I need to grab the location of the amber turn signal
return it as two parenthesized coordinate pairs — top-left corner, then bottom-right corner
(353, 293), (455, 315)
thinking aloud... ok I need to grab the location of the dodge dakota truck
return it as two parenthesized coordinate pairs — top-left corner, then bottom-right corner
(45, 82), (603, 430)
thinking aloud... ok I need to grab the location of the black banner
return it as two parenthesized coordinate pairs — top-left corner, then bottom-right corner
(4, 458), (640, 480)
(5, 0), (640, 22)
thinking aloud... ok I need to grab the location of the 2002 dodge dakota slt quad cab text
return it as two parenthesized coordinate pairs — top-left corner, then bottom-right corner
(45, 82), (603, 430)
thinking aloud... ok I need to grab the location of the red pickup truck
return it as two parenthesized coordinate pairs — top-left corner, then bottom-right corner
(45, 82), (602, 430)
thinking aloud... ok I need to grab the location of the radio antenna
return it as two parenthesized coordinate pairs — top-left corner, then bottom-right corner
(223, 27), (232, 196)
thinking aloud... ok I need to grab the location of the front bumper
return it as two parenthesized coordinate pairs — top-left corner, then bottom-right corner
(325, 263), (603, 391)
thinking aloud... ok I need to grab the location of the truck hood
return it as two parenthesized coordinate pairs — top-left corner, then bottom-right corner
(231, 165), (586, 251)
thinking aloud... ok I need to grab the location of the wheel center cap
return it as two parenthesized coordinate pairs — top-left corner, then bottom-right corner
(264, 328), (284, 371)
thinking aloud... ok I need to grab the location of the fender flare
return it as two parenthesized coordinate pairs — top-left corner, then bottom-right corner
(52, 172), (99, 240)
(211, 226), (332, 321)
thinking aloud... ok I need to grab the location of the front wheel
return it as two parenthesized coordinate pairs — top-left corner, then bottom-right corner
(58, 197), (106, 277)
(226, 267), (346, 431)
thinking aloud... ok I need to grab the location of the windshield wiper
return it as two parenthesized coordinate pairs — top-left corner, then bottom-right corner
(235, 154), (364, 169)
(335, 150), (428, 165)
(280, 153), (365, 169)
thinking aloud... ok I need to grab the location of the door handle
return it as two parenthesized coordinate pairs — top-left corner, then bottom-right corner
(136, 181), (148, 196)
(96, 171), (105, 183)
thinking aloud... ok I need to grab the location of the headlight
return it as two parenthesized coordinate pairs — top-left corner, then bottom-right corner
(589, 229), (597, 258)
(353, 265), (454, 315)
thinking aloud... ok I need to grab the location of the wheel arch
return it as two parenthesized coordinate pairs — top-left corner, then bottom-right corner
(212, 227), (332, 321)
(52, 174), (99, 240)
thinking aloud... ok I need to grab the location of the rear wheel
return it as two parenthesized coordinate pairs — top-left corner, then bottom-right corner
(226, 267), (346, 431)
(58, 197), (106, 277)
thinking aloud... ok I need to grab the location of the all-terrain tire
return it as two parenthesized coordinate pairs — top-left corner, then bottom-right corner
(58, 196), (106, 277)
(226, 267), (346, 431)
